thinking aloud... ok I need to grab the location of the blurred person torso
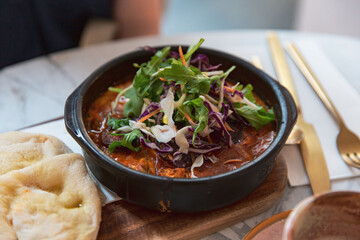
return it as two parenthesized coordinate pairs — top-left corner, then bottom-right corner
(0, 0), (112, 68)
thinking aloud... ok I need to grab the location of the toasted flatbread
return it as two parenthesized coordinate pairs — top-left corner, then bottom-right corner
(0, 132), (72, 176)
(0, 153), (101, 240)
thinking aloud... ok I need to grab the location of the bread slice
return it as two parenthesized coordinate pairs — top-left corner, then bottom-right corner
(0, 153), (101, 240)
(0, 132), (72, 176)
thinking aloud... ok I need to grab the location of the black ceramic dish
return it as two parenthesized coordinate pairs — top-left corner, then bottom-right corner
(65, 46), (297, 212)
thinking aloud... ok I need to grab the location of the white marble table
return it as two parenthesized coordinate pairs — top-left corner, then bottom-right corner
(1, 30), (360, 239)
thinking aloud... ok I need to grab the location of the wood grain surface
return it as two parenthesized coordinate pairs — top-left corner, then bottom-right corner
(98, 157), (287, 240)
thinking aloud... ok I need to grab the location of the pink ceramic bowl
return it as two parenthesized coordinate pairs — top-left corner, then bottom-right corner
(283, 191), (360, 240)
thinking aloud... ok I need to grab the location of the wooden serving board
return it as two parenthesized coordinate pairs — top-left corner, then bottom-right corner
(97, 157), (287, 240)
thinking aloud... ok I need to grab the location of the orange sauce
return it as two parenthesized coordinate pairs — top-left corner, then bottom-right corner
(85, 82), (276, 178)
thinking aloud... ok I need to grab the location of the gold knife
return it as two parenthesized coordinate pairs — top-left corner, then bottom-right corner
(267, 31), (330, 195)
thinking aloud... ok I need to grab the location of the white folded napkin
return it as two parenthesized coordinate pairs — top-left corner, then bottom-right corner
(224, 39), (360, 186)
(275, 40), (360, 186)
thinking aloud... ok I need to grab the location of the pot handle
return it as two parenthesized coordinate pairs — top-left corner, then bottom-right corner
(64, 88), (81, 139)
(278, 84), (298, 132)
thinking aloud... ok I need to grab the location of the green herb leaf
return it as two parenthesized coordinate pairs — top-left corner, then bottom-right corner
(146, 79), (163, 102)
(133, 68), (152, 96)
(236, 84), (255, 103)
(107, 117), (130, 130)
(235, 105), (275, 130)
(133, 47), (170, 97)
(184, 67), (211, 94)
(184, 98), (209, 144)
(156, 60), (193, 83)
(184, 38), (205, 62)
(123, 87), (144, 118)
(108, 129), (143, 153)
(209, 65), (236, 86)
(156, 60), (210, 94)
(233, 83), (275, 129)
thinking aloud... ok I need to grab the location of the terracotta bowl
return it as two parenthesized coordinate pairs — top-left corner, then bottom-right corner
(283, 191), (360, 240)
(244, 210), (292, 240)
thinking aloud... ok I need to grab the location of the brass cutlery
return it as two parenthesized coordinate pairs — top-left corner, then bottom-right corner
(267, 31), (331, 195)
(286, 43), (360, 169)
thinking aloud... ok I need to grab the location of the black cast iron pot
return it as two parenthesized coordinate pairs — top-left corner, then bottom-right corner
(65, 46), (297, 212)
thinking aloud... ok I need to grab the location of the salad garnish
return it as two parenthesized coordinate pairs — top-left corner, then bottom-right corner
(107, 38), (275, 178)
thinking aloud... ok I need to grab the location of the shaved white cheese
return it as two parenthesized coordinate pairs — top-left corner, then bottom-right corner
(208, 155), (219, 163)
(175, 127), (189, 154)
(151, 125), (176, 143)
(129, 120), (154, 137)
(114, 126), (133, 133)
(203, 70), (224, 77)
(199, 125), (213, 137)
(230, 94), (258, 109)
(160, 90), (175, 126)
(242, 97), (258, 109)
(191, 155), (204, 178)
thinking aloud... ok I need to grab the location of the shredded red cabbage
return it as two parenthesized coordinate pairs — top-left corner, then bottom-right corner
(224, 96), (249, 126)
(229, 89), (244, 98)
(188, 145), (221, 154)
(136, 102), (160, 121)
(190, 54), (222, 71)
(140, 137), (173, 153)
(222, 102), (230, 123)
(168, 50), (180, 59)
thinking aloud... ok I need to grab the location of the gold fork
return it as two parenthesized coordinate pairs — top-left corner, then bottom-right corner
(286, 43), (360, 169)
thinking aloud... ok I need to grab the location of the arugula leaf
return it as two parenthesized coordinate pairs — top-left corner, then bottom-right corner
(209, 65), (236, 85)
(232, 83), (275, 129)
(184, 38), (205, 62)
(236, 84), (255, 103)
(107, 117), (130, 130)
(123, 87), (144, 118)
(133, 46), (170, 97)
(156, 60), (210, 94)
(232, 82), (275, 129)
(184, 98), (209, 144)
(184, 67), (211, 94)
(108, 129), (143, 153)
(133, 68), (152, 96)
(235, 105), (275, 130)
(156, 60), (194, 83)
(173, 109), (185, 122)
(146, 79), (163, 102)
(147, 47), (171, 73)
(159, 58), (173, 69)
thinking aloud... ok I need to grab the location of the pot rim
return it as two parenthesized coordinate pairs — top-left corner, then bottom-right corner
(65, 45), (295, 183)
